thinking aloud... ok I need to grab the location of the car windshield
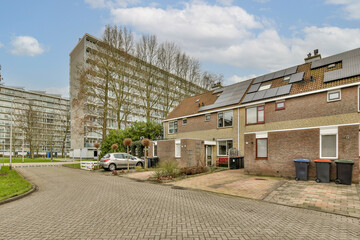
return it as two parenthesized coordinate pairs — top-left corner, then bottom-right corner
(104, 154), (110, 158)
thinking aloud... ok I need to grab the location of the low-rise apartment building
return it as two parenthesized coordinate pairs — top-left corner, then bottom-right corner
(159, 48), (360, 182)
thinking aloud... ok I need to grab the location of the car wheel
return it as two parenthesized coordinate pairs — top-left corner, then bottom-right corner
(136, 162), (143, 168)
(109, 163), (116, 171)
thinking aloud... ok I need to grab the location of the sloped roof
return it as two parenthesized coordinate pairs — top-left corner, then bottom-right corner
(164, 90), (219, 120)
(165, 47), (360, 120)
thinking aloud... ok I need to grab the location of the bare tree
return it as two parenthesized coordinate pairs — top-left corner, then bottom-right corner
(135, 34), (161, 122)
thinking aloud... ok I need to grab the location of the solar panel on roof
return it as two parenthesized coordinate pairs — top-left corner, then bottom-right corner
(263, 88), (279, 99)
(276, 84), (292, 96)
(284, 66), (298, 76)
(263, 73), (275, 82)
(253, 75), (265, 84)
(248, 83), (261, 93)
(242, 93), (256, 103)
(198, 79), (252, 111)
(289, 72), (304, 83)
(311, 48), (360, 69)
(252, 90), (267, 101)
(273, 70), (286, 79)
(323, 56), (360, 83)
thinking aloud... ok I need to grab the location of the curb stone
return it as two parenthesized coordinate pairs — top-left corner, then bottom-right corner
(0, 184), (37, 206)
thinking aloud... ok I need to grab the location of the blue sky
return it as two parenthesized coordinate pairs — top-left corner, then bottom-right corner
(1, 0), (360, 97)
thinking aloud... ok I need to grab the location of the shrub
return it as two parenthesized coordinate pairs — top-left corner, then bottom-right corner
(135, 165), (143, 172)
(153, 160), (180, 180)
(180, 166), (209, 175)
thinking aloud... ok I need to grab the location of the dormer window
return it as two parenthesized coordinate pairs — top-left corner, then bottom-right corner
(258, 83), (272, 91)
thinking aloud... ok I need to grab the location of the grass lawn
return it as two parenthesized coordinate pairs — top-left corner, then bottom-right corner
(0, 166), (32, 201)
(63, 163), (81, 169)
(0, 157), (63, 163)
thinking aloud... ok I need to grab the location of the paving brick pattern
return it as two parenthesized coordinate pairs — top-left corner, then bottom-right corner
(0, 167), (359, 239)
(169, 169), (286, 200)
(264, 180), (360, 218)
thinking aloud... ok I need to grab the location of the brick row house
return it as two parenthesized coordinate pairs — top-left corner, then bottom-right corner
(150, 48), (360, 182)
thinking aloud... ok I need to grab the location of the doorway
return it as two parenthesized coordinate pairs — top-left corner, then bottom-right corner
(205, 145), (213, 166)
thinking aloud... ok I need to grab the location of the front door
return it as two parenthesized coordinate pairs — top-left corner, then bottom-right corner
(205, 145), (213, 166)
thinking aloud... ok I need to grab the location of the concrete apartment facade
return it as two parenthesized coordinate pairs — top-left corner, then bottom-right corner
(69, 34), (207, 158)
(160, 48), (360, 182)
(0, 85), (70, 157)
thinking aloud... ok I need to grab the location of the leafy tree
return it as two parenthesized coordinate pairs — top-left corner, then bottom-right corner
(100, 121), (162, 158)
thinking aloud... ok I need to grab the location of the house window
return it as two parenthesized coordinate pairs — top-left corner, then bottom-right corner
(153, 141), (157, 157)
(168, 121), (178, 134)
(205, 114), (211, 121)
(218, 111), (233, 128)
(175, 140), (181, 158)
(217, 140), (233, 156)
(246, 106), (265, 124)
(327, 90), (341, 102)
(258, 83), (272, 91)
(182, 118), (187, 125)
(275, 101), (285, 110)
(256, 139), (268, 159)
(320, 127), (338, 159)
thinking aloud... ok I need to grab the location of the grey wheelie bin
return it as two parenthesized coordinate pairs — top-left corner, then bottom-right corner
(293, 159), (310, 181)
(314, 159), (331, 183)
(335, 160), (354, 185)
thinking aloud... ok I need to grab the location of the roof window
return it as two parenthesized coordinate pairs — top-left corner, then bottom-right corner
(258, 83), (272, 91)
(328, 63), (336, 69)
(283, 76), (290, 81)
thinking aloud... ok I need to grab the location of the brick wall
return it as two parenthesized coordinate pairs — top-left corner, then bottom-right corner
(265, 86), (358, 123)
(245, 125), (359, 182)
(149, 139), (205, 168)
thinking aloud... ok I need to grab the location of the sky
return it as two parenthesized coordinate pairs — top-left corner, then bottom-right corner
(1, 0), (360, 97)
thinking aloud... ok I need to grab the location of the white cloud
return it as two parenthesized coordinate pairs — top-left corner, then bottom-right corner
(253, 0), (270, 3)
(92, 1), (360, 74)
(228, 74), (256, 83)
(85, 0), (140, 8)
(325, 0), (360, 20)
(44, 86), (69, 98)
(10, 36), (45, 57)
(0, 42), (3, 48)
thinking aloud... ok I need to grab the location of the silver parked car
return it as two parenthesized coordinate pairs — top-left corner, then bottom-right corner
(100, 152), (145, 171)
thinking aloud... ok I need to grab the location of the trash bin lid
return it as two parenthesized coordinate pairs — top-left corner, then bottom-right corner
(314, 159), (331, 163)
(335, 160), (354, 164)
(293, 159), (310, 162)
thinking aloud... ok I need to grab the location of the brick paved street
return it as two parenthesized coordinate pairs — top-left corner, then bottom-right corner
(0, 167), (359, 239)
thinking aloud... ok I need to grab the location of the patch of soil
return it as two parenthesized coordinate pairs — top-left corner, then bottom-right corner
(0, 173), (8, 176)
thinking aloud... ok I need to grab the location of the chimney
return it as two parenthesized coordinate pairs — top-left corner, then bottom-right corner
(304, 49), (321, 63)
(211, 82), (222, 89)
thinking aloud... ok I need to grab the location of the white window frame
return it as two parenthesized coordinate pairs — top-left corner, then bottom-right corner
(320, 127), (338, 159)
(217, 111), (233, 128)
(217, 139), (233, 156)
(153, 141), (157, 157)
(175, 139), (181, 158)
(205, 114), (211, 122)
(168, 120), (178, 134)
(182, 118), (187, 125)
(327, 89), (341, 102)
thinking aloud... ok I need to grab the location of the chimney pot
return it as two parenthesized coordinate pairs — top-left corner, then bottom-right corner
(314, 49), (319, 55)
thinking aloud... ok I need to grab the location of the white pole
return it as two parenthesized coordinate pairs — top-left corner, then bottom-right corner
(9, 116), (12, 170)
(22, 131), (24, 163)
